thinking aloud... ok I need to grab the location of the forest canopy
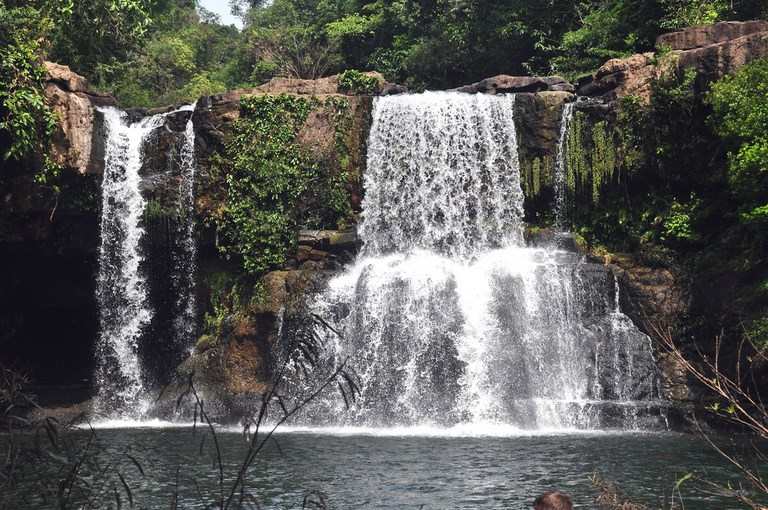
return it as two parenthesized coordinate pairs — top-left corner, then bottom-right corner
(3, 0), (766, 110)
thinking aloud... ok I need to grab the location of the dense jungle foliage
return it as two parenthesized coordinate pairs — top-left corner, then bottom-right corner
(3, 0), (767, 115)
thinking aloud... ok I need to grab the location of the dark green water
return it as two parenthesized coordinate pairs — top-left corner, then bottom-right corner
(3, 427), (760, 509)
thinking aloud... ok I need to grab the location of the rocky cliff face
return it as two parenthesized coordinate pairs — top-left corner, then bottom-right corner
(45, 62), (116, 174)
(579, 20), (768, 101)
(0, 63), (114, 391)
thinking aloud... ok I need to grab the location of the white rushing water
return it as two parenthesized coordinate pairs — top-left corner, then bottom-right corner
(296, 92), (664, 431)
(554, 101), (576, 228)
(172, 110), (198, 352)
(94, 105), (197, 418)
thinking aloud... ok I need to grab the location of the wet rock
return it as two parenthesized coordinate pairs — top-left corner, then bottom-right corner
(380, 83), (408, 95)
(173, 267), (334, 416)
(606, 253), (689, 335)
(514, 91), (575, 163)
(298, 229), (359, 252)
(452, 75), (575, 94)
(657, 351), (691, 402)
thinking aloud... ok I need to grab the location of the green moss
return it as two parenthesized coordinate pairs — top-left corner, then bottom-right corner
(143, 199), (174, 221)
(195, 334), (218, 353)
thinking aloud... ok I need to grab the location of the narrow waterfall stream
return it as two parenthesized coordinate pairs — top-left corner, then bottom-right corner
(94, 106), (197, 418)
(554, 101), (576, 227)
(171, 114), (198, 352)
(295, 92), (665, 431)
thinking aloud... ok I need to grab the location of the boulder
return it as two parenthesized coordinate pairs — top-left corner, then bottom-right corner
(452, 75), (575, 94)
(175, 267), (334, 414)
(657, 20), (768, 50)
(239, 71), (403, 96)
(577, 53), (660, 101)
(45, 62), (90, 93)
(298, 229), (359, 252)
(44, 62), (116, 175)
(579, 21), (768, 102)
(606, 253), (689, 335)
(514, 91), (575, 163)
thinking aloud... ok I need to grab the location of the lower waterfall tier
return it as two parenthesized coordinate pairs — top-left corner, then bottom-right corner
(288, 245), (667, 430)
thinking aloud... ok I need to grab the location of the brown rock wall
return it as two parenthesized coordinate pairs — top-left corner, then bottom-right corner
(578, 21), (768, 102)
(44, 62), (116, 175)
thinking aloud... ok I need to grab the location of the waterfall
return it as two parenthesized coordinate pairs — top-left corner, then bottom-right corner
(360, 93), (525, 257)
(94, 105), (197, 418)
(554, 101), (575, 228)
(297, 92), (664, 431)
(94, 108), (162, 416)
(171, 112), (198, 352)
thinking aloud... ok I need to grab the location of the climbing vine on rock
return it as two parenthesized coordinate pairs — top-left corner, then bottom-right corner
(521, 156), (554, 199)
(215, 94), (353, 275)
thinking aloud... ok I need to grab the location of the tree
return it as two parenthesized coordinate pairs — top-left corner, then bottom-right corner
(709, 58), (768, 234)
(0, 3), (58, 179)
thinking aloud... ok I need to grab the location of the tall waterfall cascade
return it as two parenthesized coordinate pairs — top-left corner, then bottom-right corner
(94, 105), (197, 418)
(172, 113), (198, 352)
(299, 92), (665, 431)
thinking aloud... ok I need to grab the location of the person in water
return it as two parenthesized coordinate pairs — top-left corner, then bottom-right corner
(533, 491), (573, 510)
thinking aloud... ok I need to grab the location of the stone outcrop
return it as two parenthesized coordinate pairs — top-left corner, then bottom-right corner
(513, 92), (575, 221)
(194, 81), (374, 159)
(44, 62), (116, 175)
(578, 20), (768, 101)
(176, 267), (333, 416)
(193, 79), (375, 221)
(514, 91), (575, 162)
(657, 20), (768, 50)
(173, 74), (382, 409)
(452, 75), (575, 94)
(605, 254), (689, 335)
(252, 71), (405, 96)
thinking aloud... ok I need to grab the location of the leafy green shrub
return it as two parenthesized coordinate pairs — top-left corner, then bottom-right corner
(709, 58), (768, 230)
(176, 72), (227, 102)
(660, 0), (728, 29)
(250, 60), (279, 85)
(745, 317), (768, 351)
(662, 199), (699, 242)
(337, 69), (379, 95)
(0, 5), (60, 183)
